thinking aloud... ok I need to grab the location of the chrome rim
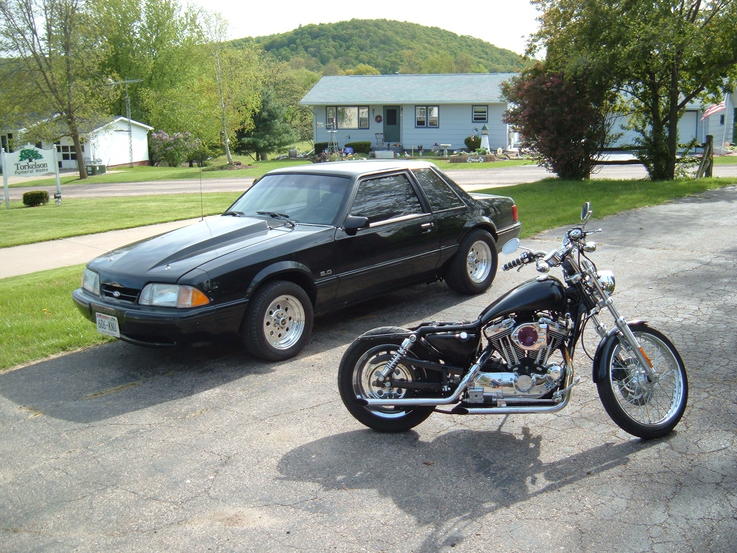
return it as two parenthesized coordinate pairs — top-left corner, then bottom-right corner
(354, 346), (414, 418)
(466, 240), (492, 283)
(609, 332), (685, 426)
(262, 294), (306, 350)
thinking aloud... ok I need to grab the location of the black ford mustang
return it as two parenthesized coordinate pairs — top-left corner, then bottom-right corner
(73, 160), (520, 360)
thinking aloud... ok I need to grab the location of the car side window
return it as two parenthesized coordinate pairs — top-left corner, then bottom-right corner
(351, 174), (424, 224)
(411, 168), (465, 211)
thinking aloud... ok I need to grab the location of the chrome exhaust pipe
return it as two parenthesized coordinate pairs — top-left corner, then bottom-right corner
(358, 351), (488, 408)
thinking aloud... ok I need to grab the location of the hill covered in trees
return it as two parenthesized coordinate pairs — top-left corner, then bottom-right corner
(233, 19), (526, 75)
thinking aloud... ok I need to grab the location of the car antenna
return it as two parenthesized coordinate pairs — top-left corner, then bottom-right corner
(199, 164), (204, 221)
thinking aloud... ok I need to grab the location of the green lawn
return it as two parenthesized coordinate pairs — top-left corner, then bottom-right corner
(0, 192), (241, 247)
(0, 265), (111, 370)
(1, 175), (735, 371)
(8, 158), (311, 188)
(9, 156), (537, 189)
(713, 155), (737, 165)
(505, 176), (735, 237)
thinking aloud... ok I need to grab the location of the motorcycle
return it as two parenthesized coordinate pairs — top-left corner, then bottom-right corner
(338, 203), (688, 439)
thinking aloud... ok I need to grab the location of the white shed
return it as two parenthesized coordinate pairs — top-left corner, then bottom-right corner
(1, 116), (153, 171)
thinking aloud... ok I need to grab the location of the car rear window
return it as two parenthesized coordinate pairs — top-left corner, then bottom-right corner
(412, 168), (465, 211)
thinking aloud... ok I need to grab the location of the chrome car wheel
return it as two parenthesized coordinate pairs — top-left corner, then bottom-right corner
(263, 294), (306, 350)
(466, 239), (493, 283)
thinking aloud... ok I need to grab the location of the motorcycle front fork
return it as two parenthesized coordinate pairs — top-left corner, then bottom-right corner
(589, 306), (655, 380)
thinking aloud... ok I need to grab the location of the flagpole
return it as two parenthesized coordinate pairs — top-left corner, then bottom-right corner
(721, 93), (730, 154)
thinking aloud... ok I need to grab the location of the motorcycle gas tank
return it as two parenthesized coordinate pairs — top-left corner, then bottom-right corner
(480, 277), (567, 324)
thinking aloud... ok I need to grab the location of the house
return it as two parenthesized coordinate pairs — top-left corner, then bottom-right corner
(0, 116), (153, 172)
(610, 94), (735, 153)
(300, 73), (519, 153)
(301, 73), (736, 155)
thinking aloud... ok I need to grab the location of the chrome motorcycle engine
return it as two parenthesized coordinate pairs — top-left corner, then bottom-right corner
(465, 316), (570, 403)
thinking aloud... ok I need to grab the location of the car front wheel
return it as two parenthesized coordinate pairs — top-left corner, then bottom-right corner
(242, 280), (313, 361)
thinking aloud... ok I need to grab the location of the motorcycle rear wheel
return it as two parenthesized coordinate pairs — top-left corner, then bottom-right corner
(338, 331), (435, 432)
(597, 326), (688, 439)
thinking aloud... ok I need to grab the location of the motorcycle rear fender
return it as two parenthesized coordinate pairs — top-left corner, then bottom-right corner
(592, 320), (648, 383)
(353, 326), (412, 344)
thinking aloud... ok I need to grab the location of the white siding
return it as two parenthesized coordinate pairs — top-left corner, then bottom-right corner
(87, 120), (150, 166)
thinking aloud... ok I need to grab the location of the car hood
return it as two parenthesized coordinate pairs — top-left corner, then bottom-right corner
(89, 215), (290, 282)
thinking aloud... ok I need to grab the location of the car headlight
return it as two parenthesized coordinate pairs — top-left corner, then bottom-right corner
(82, 268), (100, 295)
(139, 283), (210, 308)
(597, 270), (616, 295)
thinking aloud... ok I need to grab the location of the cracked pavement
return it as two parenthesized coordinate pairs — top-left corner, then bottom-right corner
(2, 187), (736, 552)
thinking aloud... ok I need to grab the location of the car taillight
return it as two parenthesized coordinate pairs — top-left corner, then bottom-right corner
(512, 204), (519, 222)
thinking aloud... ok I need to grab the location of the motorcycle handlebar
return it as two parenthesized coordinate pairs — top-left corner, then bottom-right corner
(503, 251), (534, 271)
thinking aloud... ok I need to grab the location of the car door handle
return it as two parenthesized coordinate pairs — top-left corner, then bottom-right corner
(420, 222), (435, 233)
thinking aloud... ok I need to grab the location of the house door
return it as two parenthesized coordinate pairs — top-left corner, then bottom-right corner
(383, 106), (400, 143)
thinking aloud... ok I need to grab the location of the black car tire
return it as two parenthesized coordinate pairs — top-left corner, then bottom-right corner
(242, 280), (313, 361)
(445, 229), (497, 295)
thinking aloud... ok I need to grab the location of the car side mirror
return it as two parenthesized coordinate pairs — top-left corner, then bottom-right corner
(344, 215), (369, 236)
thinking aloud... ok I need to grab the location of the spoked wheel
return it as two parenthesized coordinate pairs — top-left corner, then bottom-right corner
(338, 330), (435, 432)
(597, 326), (688, 439)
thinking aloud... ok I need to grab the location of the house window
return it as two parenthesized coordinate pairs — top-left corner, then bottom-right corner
(326, 106), (369, 129)
(415, 106), (439, 128)
(55, 144), (84, 161)
(472, 105), (488, 123)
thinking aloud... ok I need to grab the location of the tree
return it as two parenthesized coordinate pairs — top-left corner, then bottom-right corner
(502, 64), (615, 180)
(0, 0), (111, 179)
(237, 90), (297, 160)
(203, 14), (262, 164)
(530, 0), (737, 180)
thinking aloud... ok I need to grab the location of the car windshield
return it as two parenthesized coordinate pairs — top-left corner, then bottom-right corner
(227, 173), (352, 225)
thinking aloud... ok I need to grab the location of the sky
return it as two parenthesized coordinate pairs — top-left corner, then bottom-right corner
(187, 0), (540, 55)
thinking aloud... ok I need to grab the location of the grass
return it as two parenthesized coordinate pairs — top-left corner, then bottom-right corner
(9, 156), (538, 189)
(0, 192), (241, 248)
(1, 175), (735, 371)
(0, 265), (112, 370)
(489, 176), (736, 238)
(8, 158), (311, 188)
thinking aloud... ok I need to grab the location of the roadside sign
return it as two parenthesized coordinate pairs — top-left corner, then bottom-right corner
(2, 143), (62, 208)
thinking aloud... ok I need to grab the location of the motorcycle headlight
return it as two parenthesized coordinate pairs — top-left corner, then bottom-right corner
(597, 270), (616, 294)
(82, 268), (100, 295)
(139, 283), (210, 308)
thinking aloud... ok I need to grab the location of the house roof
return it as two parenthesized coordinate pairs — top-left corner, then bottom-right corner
(300, 73), (517, 105)
(92, 117), (154, 133)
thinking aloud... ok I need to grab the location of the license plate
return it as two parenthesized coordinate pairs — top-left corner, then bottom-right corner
(95, 312), (120, 338)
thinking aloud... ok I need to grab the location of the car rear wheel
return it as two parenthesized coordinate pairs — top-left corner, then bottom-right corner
(444, 229), (497, 294)
(242, 280), (313, 361)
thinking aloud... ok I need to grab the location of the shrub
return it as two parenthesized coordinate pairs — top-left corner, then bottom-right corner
(149, 130), (202, 167)
(464, 135), (481, 150)
(502, 64), (613, 180)
(345, 141), (372, 154)
(22, 191), (49, 207)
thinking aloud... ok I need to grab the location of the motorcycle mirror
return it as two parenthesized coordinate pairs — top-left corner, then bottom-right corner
(501, 238), (520, 255)
(581, 202), (592, 223)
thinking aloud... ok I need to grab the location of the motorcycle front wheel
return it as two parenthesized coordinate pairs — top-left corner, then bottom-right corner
(338, 330), (435, 432)
(597, 326), (688, 439)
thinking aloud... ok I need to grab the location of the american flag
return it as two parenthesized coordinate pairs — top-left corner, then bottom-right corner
(701, 101), (726, 120)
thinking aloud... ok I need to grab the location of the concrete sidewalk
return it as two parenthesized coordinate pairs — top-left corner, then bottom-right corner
(0, 217), (202, 279)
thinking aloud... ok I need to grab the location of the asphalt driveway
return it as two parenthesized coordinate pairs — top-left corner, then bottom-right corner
(1, 188), (736, 552)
